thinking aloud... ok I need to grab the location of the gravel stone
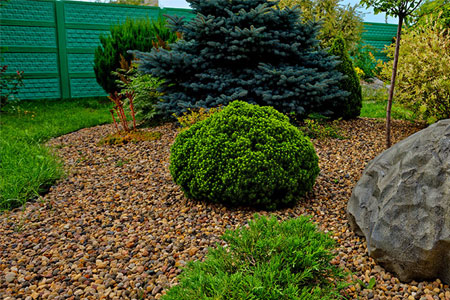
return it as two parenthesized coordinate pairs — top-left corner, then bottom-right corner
(1, 119), (449, 299)
(5, 272), (16, 283)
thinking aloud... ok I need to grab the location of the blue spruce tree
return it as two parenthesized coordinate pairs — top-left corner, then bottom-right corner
(135, 0), (349, 118)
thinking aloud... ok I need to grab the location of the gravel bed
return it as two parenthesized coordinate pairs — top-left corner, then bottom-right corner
(1, 118), (449, 300)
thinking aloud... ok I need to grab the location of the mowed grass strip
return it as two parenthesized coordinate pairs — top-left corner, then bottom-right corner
(361, 100), (416, 121)
(0, 98), (111, 210)
(360, 85), (415, 121)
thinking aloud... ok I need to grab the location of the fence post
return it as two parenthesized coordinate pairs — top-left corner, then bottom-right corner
(55, 0), (70, 99)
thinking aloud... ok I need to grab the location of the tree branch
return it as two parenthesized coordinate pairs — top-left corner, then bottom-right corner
(407, 0), (424, 15)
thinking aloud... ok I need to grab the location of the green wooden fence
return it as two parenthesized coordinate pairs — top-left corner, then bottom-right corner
(0, 0), (398, 100)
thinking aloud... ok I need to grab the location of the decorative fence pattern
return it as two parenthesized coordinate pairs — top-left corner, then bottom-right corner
(362, 22), (398, 61)
(1, 0), (398, 100)
(0, 0), (193, 100)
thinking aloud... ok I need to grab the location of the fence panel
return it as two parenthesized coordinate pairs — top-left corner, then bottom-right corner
(362, 22), (398, 61)
(1, 0), (398, 100)
(1, 0), (61, 100)
(0, 0), (194, 100)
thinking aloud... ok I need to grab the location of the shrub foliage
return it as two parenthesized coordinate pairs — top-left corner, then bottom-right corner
(114, 61), (164, 122)
(277, 0), (363, 50)
(329, 37), (362, 119)
(170, 101), (320, 210)
(136, 0), (349, 118)
(409, 0), (450, 29)
(0, 65), (24, 110)
(351, 43), (383, 80)
(380, 17), (450, 123)
(175, 106), (223, 131)
(94, 16), (177, 94)
(163, 215), (345, 300)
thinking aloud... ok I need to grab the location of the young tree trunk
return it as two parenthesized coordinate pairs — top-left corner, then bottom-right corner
(386, 16), (404, 148)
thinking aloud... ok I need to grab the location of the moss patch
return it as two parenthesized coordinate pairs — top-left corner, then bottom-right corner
(98, 130), (162, 146)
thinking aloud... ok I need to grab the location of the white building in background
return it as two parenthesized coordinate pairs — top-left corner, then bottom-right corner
(158, 0), (190, 8)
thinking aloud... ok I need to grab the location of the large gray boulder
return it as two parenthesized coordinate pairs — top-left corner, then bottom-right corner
(348, 119), (450, 284)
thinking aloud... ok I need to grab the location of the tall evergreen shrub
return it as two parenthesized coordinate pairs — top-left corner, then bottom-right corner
(94, 16), (177, 94)
(329, 36), (362, 119)
(135, 0), (349, 118)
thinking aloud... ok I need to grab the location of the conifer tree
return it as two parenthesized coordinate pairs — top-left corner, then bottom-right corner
(329, 36), (362, 119)
(94, 16), (177, 94)
(135, 0), (349, 118)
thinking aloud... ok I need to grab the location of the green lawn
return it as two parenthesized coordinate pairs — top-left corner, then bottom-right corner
(360, 85), (415, 121)
(0, 98), (111, 210)
(360, 100), (416, 121)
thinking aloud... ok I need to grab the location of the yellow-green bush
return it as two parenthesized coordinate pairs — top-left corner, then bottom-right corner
(380, 17), (450, 123)
(174, 106), (223, 131)
(277, 0), (363, 50)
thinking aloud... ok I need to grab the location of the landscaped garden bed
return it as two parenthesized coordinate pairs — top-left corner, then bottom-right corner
(2, 118), (448, 299)
(2, 0), (449, 298)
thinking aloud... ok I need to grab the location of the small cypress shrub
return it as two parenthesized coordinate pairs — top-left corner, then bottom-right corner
(94, 16), (177, 94)
(170, 101), (320, 210)
(329, 36), (362, 119)
(162, 215), (346, 300)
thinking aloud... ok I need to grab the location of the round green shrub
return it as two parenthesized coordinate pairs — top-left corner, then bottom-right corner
(169, 101), (320, 210)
